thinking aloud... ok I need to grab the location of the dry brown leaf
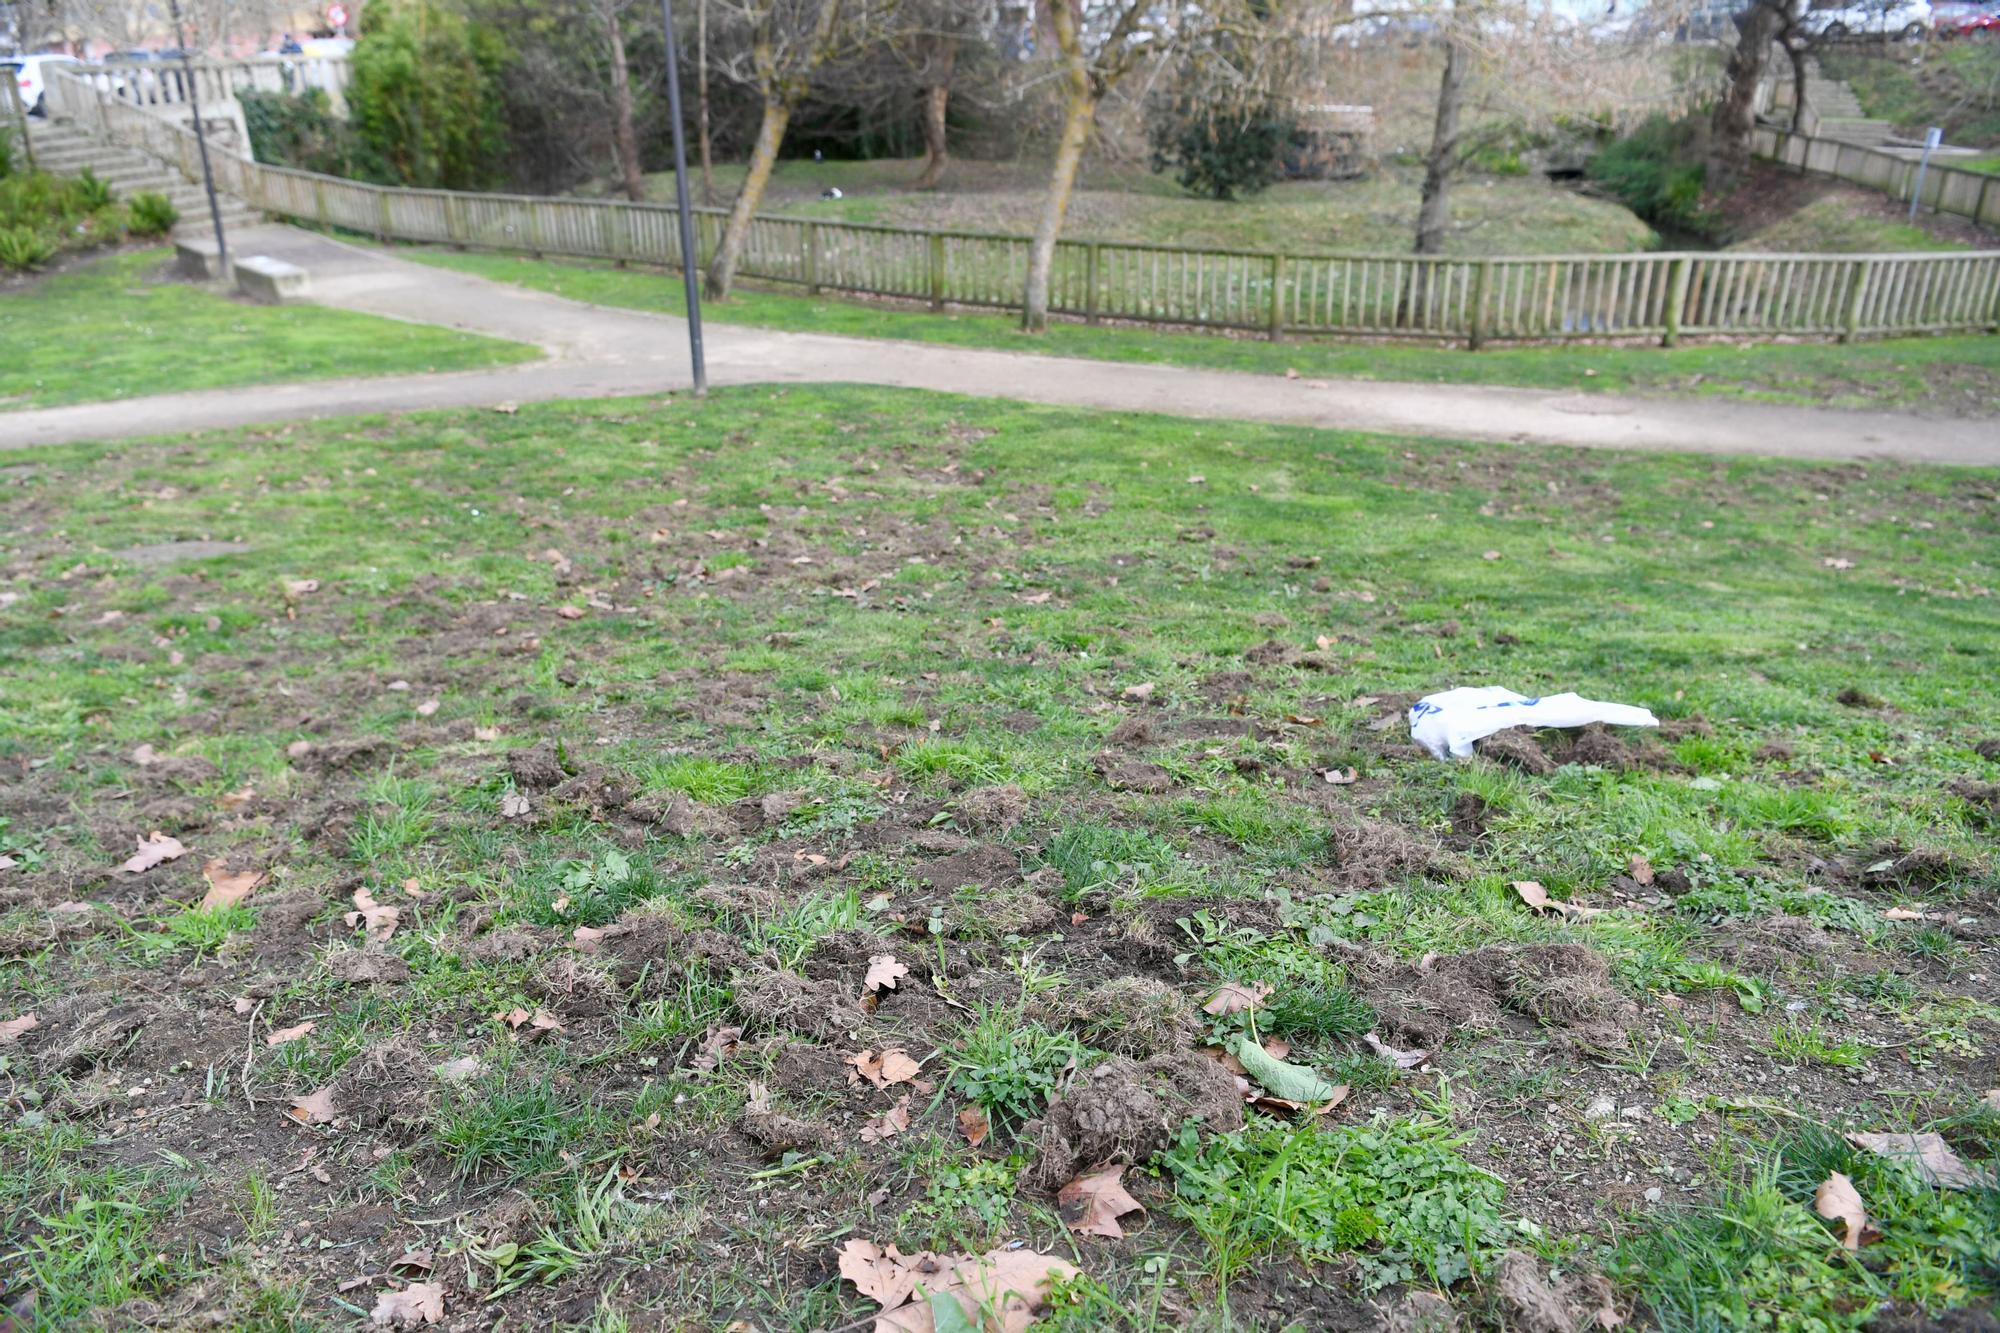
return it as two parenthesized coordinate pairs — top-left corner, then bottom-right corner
(864, 954), (910, 994)
(282, 578), (320, 598)
(1848, 1131), (1994, 1190)
(216, 785), (257, 812)
(848, 1047), (926, 1092)
(1202, 980), (1273, 1017)
(1321, 767), (1359, 785)
(200, 859), (265, 910)
(1882, 907), (1940, 922)
(500, 792), (532, 819)
(389, 1249), (435, 1275)
(957, 1104), (989, 1148)
(861, 1094), (912, 1144)
(287, 1085), (338, 1125)
(434, 1056), (486, 1083)
(1512, 880), (1604, 920)
(370, 1280), (444, 1327)
(344, 888), (399, 941)
(415, 699), (441, 717)
(1814, 1171), (1871, 1250)
(1121, 682), (1155, 701)
(837, 1240), (1081, 1333)
(495, 1007), (563, 1038)
(690, 1024), (742, 1072)
(119, 831), (187, 875)
(1627, 854), (1655, 886)
(555, 605), (585, 620)
(0, 1012), (39, 1044)
(1057, 1164), (1147, 1239)
(1364, 1031), (1430, 1069)
(131, 743), (162, 766)
(266, 1021), (316, 1047)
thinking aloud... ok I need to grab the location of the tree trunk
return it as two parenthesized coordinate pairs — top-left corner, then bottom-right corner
(1710, 0), (1783, 188)
(697, 0), (715, 205)
(705, 97), (788, 299)
(1786, 35), (1810, 133)
(1413, 31), (1466, 258)
(1023, 0), (1093, 332)
(606, 8), (645, 203)
(915, 40), (955, 190)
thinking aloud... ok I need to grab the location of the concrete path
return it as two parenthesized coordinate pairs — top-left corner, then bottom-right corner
(6, 226), (1996, 466)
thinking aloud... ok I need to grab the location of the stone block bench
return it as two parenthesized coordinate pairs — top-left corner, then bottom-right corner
(175, 237), (229, 281)
(234, 255), (309, 304)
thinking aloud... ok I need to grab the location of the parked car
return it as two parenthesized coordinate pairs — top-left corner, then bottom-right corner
(0, 52), (81, 116)
(1936, 2), (2000, 36)
(1799, 0), (1935, 40)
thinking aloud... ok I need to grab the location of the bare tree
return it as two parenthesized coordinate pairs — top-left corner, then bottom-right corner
(1413, 18), (1466, 255)
(1020, 0), (1177, 330)
(698, 0), (716, 201)
(1710, 0), (1790, 186)
(602, 0), (647, 201)
(702, 0), (871, 298)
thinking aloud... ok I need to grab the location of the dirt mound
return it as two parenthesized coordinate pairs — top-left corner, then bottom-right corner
(1476, 728), (1556, 775)
(1489, 1251), (1620, 1333)
(1701, 914), (1849, 979)
(1365, 944), (1634, 1052)
(33, 997), (152, 1073)
(628, 790), (737, 838)
(1105, 716), (1158, 748)
(734, 966), (867, 1042)
(1475, 724), (1679, 775)
(461, 926), (553, 965)
(1861, 844), (1975, 890)
(1975, 739), (2000, 762)
(549, 766), (633, 814)
(1095, 754), (1172, 793)
(1324, 811), (1458, 890)
(915, 845), (1021, 892)
(1021, 1052), (1244, 1192)
(953, 784), (1029, 834)
(291, 738), (393, 776)
(1056, 978), (1201, 1058)
(506, 740), (571, 791)
(324, 947), (412, 986)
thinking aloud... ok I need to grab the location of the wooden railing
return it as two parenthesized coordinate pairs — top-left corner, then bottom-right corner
(44, 66), (2000, 346)
(1754, 124), (2000, 231)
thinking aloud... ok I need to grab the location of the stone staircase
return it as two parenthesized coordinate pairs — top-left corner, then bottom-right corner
(26, 120), (263, 239)
(1797, 57), (1899, 145)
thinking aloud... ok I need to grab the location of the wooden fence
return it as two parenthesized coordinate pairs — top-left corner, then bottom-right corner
(46, 67), (2000, 347)
(1754, 124), (2000, 232)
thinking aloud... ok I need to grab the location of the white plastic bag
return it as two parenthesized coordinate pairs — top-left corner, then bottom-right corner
(1408, 686), (1659, 760)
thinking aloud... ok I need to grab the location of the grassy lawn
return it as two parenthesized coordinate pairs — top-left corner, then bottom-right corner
(0, 248), (539, 411)
(639, 157), (1659, 256)
(1821, 44), (2000, 149)
(401, 244), (2000, 416)
(2, 386), (1996, 1330)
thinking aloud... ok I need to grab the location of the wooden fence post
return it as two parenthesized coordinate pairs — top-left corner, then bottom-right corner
(446, 193), (466, 249)
(377, 189), (392, 243)
(929, 231), (946, 312)
(314, 179), (327, 228)
(1840, 258), (1872, 343)
(1662, 256), (1690, 347)
(805, 221), (820, 294)
(1267, 254), (1285, 340)
(608, 205), (628, 266)
(1468, 259), (1491, 350)
(1086, 243), (1101, 325)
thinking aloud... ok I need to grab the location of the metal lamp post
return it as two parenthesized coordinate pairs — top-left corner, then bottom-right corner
(658, 0), (707, 394)
(168, 0), (230, 271)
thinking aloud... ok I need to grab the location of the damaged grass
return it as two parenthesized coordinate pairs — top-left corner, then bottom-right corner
(0, 385), (1997, 1331)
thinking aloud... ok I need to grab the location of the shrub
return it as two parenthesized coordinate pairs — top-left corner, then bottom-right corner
(239, 88), (382, 179)
(127, 191), (178, 237)
(74, 167), (115, 210)
(1148, 88), (1293, 201)
(348, 0), (511, 189)
(0, 126), (13, 180)
(1587, 113), (1713, 237)
(0, 224), (60, 271)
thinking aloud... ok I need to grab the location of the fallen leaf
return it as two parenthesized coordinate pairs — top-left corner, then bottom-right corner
(344, 888), (399, 941)
(266, 1021), (316, 1047)
(415, 699), (440, 717)
(957, 1105), (989, 1148)
(200, 859), (264, 910)
(689, 1024), (742, 1072)
(1482, 550), (1502, 561)
(370, 1280), (445, 1327)
(1984, 1090), (2000, 1114)
(495, 1007), (563, 1037)
(500, 792), (532, 819)
(0, 855), (15, 872)
(1202, 980), (1273, 1016)
(0, 1012), (39, 1044)
(119, 831), (187, 875)
(1883, 907), (1940, 922)
(1512, 879), (1604, 920)
(389, 1249), (436, 1275)
(1823, 557), (1855, 570)
(473, 726), (501, 742)
(282, 578), (320, 598)
(132, 743), (162, 765)
(848, 1048), (925, 1091)
(232, 996), (256, 1015)
(1814, 1171), (1871, 1250)
(1627, 854), (1654, 886)
(216, 785), (256, 812)
(285, 739), (314, 759)
(1234, 1035), (1342, 1102)
(1364, 1031), (1430, 1069)
(1058, 1165), (1146, 1238)
(555, 605), (585, 620)
(434, 1056), (486, 1083)
(838, 1239), (1080, 1333)
(1321, 767), (1359, 785)
(1847, 1131), (1994, 1190)
(287, 1085), (338, 1125)
(1121, 682), (1155, 702)
(865, 954), (910, 994)
(861, 1093), (912, 1143)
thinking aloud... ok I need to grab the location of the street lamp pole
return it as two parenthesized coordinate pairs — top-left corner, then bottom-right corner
(168, 0), (230, 272)
(658, 0), (707, 394)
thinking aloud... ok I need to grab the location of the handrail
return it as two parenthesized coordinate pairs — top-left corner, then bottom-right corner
(42, 64), (2000, 347)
